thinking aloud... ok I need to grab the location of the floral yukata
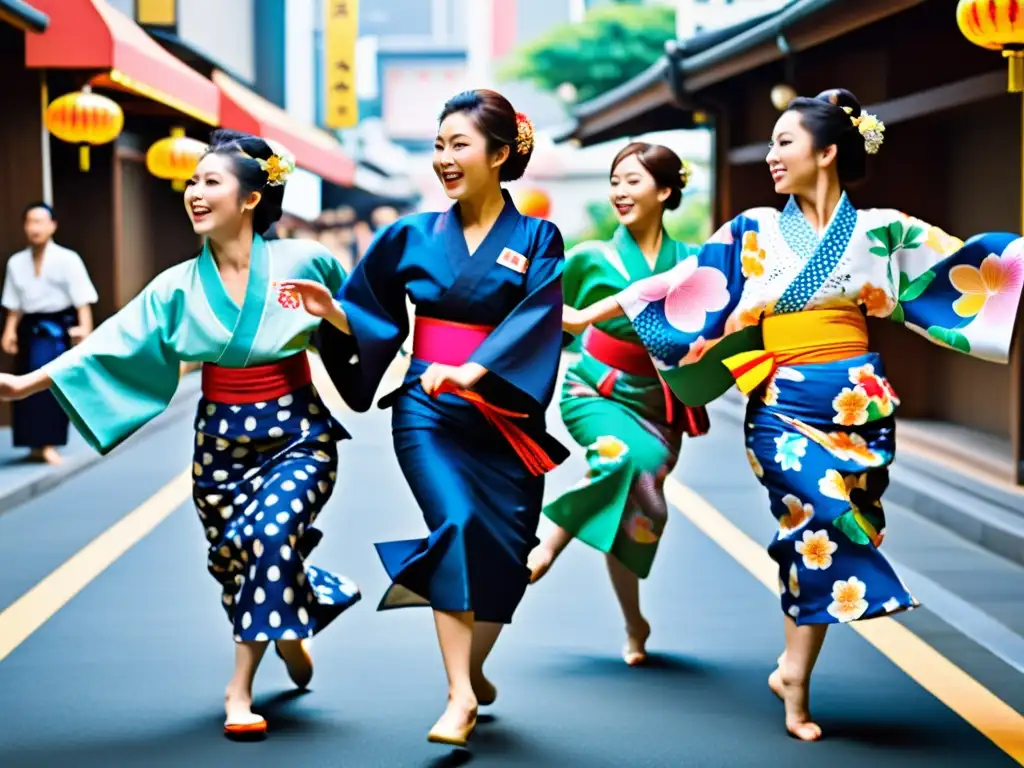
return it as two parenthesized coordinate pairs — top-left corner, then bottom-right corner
(617, 193), (1024, 625)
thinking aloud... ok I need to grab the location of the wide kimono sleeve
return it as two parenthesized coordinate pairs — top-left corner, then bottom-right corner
(468, 221), (566, 409)
(873, 212), (1024, 363)
(42, 274), (182, 454)
(315, 222), (409, 412)
(613, 215), (759, 406)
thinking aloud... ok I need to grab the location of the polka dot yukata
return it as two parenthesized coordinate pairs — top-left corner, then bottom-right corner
(192, 383), (361, 642)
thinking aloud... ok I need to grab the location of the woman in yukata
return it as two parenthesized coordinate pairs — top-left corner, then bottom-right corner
(526, 142), (709, 666)
(279, 89), (568, 747)
(560, 88), (1024, 740)
(0, 129), (361, 739)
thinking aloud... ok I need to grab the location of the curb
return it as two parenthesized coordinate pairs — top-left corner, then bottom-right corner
(0, 375), (203, 518)
(707, 392), (1024, 568)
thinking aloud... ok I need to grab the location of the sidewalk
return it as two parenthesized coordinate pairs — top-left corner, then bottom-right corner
(709, 390), (1024, 568)
(0, 372), (203, 517)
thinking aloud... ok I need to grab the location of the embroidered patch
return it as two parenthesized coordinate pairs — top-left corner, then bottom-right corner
(497, 247), (529, 274)
(277, 288), (300, 310)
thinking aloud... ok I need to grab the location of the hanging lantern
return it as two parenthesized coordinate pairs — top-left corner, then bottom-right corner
(44, 86), (123, 172)
(956, 0), (1024, 92)
(771, 83), (798, 112)
(513, 187), (551, 219)
(146, 127), (208, 191)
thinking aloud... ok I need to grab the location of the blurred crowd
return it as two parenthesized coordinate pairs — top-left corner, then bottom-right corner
(275, 205), (402, 273)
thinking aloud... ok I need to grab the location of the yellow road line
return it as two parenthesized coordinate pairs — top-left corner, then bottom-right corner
(665, 478), (1024, 764)
(0, 470), (192, 664)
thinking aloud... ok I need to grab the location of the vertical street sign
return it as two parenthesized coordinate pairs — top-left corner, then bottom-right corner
(324, 0), (358, 129)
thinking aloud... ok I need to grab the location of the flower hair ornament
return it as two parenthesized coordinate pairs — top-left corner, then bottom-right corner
(241, 139), (296, 186)
(515, 112), (534, 155)
(679, 159), (693, 187)
(842, 106), (885, 155)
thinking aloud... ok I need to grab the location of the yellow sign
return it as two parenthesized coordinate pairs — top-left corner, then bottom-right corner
(324, 0), (359, 129)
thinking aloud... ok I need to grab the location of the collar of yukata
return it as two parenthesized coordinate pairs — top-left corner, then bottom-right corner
(780, 191), (854, 249)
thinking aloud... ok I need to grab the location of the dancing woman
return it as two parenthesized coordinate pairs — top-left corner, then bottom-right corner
(527, 142), (708, 666)
(561, 89), (1024, 740)
(0, 130), (361, 738)
(280, 89), (567, 747)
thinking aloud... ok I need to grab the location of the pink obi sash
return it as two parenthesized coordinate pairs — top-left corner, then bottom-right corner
(412, 315), (558, 475)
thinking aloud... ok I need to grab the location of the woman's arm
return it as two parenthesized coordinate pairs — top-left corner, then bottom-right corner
(0, 368), (52, 401)
(564, 296), (624, 336)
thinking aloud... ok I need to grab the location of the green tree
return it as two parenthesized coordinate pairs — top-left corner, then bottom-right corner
(499, 2), (676, 104)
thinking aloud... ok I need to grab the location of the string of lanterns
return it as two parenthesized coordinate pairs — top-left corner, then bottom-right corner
(44, 87), (206, 186)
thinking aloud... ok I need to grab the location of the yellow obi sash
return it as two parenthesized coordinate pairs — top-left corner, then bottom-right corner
(722, 307), (869, 395)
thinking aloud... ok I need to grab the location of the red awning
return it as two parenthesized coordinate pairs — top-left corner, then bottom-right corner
(24, 0), (218, 125)
(214, 70), (355, 188)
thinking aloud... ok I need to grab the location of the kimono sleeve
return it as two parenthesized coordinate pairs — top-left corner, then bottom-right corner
(468, 221), (565, 409)
(315, 222), (409, 412)
(614, 215), (759, 406)
(881, 213), (1024, 363)
(43, 278), (181, 454)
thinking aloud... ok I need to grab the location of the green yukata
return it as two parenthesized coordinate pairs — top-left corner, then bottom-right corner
(543, 226), (703, 578)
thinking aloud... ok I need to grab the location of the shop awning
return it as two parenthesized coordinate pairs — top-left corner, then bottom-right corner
(24, 0), (219, 125)
(0, 0), (48, 32)
(214, 70), (355, 188)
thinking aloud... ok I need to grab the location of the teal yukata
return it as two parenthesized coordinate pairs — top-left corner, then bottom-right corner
(44, 235), (361, 641)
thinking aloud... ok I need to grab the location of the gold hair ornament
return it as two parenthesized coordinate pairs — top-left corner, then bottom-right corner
(842, 106), (885, 155)
(515, 112), (534, 155)
(240, 139), (296, 186)
(679, 159), (693, 187)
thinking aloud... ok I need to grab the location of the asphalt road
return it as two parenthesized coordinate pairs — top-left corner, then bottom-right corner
(0, 362), (1021, 767)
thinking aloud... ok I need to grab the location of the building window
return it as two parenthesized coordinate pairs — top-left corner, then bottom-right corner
(136, 0), (176, 26)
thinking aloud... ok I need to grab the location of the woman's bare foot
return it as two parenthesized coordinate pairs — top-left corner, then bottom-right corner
(275, 639), (313, 689)
(623, 619), (650, 666)
(527, 543), (557, 583)
(471, 671), (497, 706)
(224, 686), (264, 728)
(427, 696), (478, 747)
(768, 652), (786, 700)
(779, 667), (822, 741)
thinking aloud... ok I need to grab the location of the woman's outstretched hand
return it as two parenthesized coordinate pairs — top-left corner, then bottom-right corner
(0, 371), (50, 401)
(275, 280), (350, 334)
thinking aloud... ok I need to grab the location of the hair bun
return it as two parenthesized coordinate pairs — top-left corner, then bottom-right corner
(816, 88), (862, 118)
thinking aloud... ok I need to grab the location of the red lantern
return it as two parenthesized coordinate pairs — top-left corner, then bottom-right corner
(44, 86), (124, 172)
(146, 127), (208, 191)
(513, 187), (551, 219)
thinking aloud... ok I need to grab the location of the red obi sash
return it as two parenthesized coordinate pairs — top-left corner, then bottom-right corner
(583, 326), (709, 438)
(202, 353), (312, 405)
(412, 315), (558, 476)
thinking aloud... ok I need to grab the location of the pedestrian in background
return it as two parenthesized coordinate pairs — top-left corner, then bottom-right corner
(1, 202), (96, 465)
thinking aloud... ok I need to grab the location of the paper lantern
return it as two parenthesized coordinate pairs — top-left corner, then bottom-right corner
(146, 127), (208, 191)
(44, 86), (123, 172)
(956, 0), (1024, 92)
(513, 187), (551, 219)
(771, 84), (797, 111)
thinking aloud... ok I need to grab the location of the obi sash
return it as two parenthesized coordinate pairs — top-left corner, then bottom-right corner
(412, 315), (558, 476)
(583, 326), (709, 437)
(17, 309), (77, 373)
(202, 353), (312, 405)
(722, 307), (869, 394)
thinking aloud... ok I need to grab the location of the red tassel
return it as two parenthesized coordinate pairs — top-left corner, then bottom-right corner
(435, 384), (557, 476)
